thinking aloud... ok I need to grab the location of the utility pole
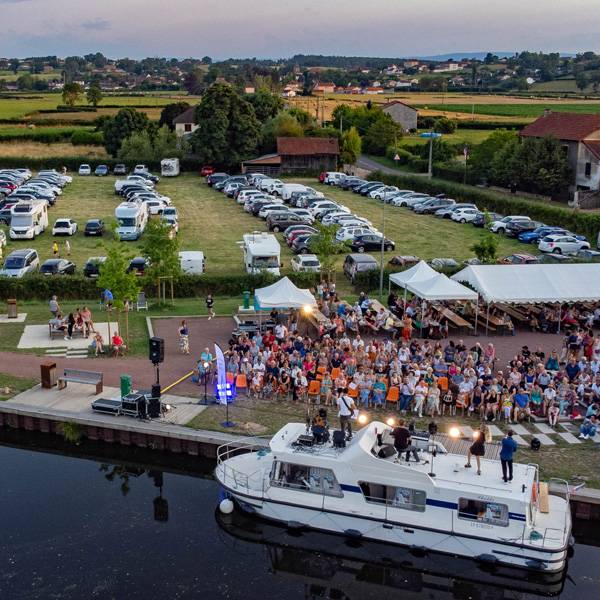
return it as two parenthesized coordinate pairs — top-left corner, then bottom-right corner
(379, 200), (386, 299)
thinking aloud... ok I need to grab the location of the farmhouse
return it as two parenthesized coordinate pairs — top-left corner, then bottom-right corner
(382, 100), (418, 132)
(173, 106), (199, 136)
(242, 137), (339, 175)
(521, 110), (600, 200)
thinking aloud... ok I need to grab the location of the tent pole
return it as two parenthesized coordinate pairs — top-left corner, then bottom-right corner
(486, 303), (490, 335)
(475, 298), (479, 335)
(557, 304), (561, 335)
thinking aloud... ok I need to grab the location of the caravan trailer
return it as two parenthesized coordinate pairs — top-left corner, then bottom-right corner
(240, 232), (281, 276)
(161, 158), (180, 177)
(9, 200), (49, 240)
(115, 202), (149, 241)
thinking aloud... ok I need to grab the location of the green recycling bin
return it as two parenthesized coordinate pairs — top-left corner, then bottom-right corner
(120, 374), (132, 398)
(243, 291), (251, 309)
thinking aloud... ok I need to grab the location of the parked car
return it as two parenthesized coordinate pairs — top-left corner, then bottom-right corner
(413, 198), (455, 214)
(84, 219), (104, 236)
(52, 218), (77, 236)
(538, 234), (591, 254)
(284, 224), (317, 242)
(575, 249), (600, 261)
(291, 254), (321, 273)
(505, 220), (543, 238)
(266, 213), (310, 232)
(451, 207), (481, 223)
(497, 253), (539, 265)
(369, 185), (399, 200)
(94, 165), (109, 176)
(335, 225), (376, 242)
(83, 256), (106, 278)
(435, 203), (477, 219)
(429, 257), (459, 269)
(388, 255), (420, 267)
(0, 248), (39, 277)
(78, 164), (92, 176)
(343, 253), (378, 282)
(489, 215), (531, 234)
(133, 164), (148, 174)
(40, 258), (76, 276)
(127, 257), (150, 276)
(392, 193), (431, 208)
(472, 211), (503, 228)
(207, 172), (229, 187)
(518, 226), (584, 244)
(113, 164), (128, 176)
(291, 233), (316, 254)
(350, 234), (395, 253)
(201, 166), (215, 177)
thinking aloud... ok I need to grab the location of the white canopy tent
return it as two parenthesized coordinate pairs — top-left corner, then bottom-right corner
(389, 260), (439, 289)
(254, 276), (316, 310)
(452, 263), (600, 333)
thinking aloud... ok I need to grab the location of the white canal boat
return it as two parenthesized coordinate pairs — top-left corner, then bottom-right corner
(215, 422), (573, 573)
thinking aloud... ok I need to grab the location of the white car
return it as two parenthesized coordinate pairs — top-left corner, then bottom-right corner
(489, 215), (531, 234)
(451, 207), (480, 224)
(336, 226), (377, 242)
(143, 199), (168, 215)
(237, 190), (265, 203)
(288, 208), (314, 222)
(291, 254), (321, 273)
(133, 164), (148, 174)
(321, 211), (353, 225)
(161, 215), (179, 235)
(259, 204), (289, 219)
(391, 193), (430, 207)
(78, 164), (91, 176)
(262, 179), (284, 194)
(369, 186), (399, 200)
(538, 234), (590, 254)
(52, 218), (77, 236)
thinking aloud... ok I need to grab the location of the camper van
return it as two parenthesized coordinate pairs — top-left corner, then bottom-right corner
(281, 183), (324, 202)
(240, 232), (281, 276)
(9, 200), (49, 240)
(179, 251), (205, 275)
(115, 202), (149, 241)
(161, 158), (180, 177)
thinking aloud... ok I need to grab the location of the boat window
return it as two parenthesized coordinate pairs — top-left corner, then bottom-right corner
(270, 461), (342, 497)
(358, 482), (426, 512)
(458, 498), (509, 527)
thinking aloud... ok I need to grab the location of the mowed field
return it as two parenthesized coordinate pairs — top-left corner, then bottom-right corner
(0, 174), (528, 278)
(0, 141), (108, 158)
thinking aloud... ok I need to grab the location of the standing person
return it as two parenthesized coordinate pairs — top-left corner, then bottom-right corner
(336, 388), (355, 441)
(205, 294), (215, 320)
(64, 312), (75, 341)
(65, 239), (71, 257)
(52, 241), (59, 257)
(179, 320), (190, 354)
(500, 430), (518, 483)
(391, 418), (420, 463)
(464, 427), (486, 475)
(49, 295), (60, 317)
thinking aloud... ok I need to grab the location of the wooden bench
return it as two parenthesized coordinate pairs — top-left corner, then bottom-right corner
(48, 322), (85, 340)
(370, 299), (402, 327)
(58, 368), (103, 394)
(432, 305), (474, 332)
(538, 482), (550, 514)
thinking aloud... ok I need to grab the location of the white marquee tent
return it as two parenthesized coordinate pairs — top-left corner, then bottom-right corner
(451, 264), (600, 304)
(254, 276), (316, 310)
(388, 260), (439, 290)
(406, 274), (479, 302)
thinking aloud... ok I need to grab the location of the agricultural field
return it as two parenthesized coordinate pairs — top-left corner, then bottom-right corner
(0, 174), (528, 281)
(0, 141), (107, 158)
(420, 103), (600, 118)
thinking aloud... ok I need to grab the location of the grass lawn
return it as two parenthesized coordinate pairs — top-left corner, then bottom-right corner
(399, 129), (495, 147)
(0, 174), (528, 280)
(0, 124), (94, 138)
(187, 401), (600, 487)
(0, 372), (38, 400)
(0, 141), (107, 158)
(421, 103), (600, 118)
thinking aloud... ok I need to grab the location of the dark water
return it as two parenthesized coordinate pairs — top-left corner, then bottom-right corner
(1, 431), (599, 600)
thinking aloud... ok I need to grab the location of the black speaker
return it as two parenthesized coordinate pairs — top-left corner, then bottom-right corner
(333, 430), (346, 448)
(530, 437), (541, 451)
(147, 396), (161, 418)
(151, 383), (161, 399)
(377, 445), (397, 459)
(149, 337), (164, 364)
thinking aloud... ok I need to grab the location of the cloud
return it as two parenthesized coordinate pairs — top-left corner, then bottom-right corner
(81, 18), (111, 31)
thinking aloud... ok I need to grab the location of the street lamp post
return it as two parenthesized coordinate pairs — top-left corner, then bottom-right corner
(378, 198), (386, 299)
(202, 361), (209, 405)
(420, 131), (442, 179)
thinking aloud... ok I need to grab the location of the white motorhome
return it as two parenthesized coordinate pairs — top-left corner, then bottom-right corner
(161, 158), (180, 177)
(240, 232), (281, 276)
(115, 202), (149, 241)
(281, 183), (324, 202)
(179, 251), (205, 275)
(9, 200), (48, 240)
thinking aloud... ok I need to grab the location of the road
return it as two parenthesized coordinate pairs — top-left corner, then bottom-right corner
(357, 155), (428, 177)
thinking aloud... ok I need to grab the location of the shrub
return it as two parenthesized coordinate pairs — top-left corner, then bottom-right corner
(70, 130), (104, 145)
(367, 171), (600, 241)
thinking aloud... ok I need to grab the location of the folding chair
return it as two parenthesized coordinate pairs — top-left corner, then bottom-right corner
(136, 292), (148, 311)
(331, 367), (341, 381)
(437, 376), (449, 392)
(308, 379), (321, 404)
(235, 374), (248, 395)
(386, 386), (400, 409)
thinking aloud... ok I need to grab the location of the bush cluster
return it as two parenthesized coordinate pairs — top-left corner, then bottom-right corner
(70, 130), (104, 145)
(367, 171), (600, 241)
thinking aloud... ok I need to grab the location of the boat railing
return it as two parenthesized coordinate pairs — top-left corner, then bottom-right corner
(548, 477), (571, 504)
(216, 438), (271, 497)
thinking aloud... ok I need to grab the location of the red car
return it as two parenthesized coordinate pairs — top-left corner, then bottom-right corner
(318, 171), (327, 183)
(497, 253), (539, 265)
(200, 166), (215, 177)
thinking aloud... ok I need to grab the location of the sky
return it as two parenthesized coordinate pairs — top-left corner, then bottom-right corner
(0, 0), (597, 60)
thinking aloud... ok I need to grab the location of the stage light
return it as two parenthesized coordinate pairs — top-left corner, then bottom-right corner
(302, 304), (313, 315)
(357, 413), (369, 425)
(449, 427), (461, 438)
(472, 430), (480, 439)
(386, 417), (396, 427)
(203, 361), (209, 369)
(164, 404), (172, 411)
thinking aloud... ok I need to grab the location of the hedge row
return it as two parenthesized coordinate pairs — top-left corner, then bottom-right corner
(0, 128), (103, 145)
(0, 272), (321, 302)
(367, 171), (600, 242)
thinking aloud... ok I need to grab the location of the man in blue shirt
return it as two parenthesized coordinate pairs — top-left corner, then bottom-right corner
(513, 388), (531, 422)
(500, 430), (518, 483)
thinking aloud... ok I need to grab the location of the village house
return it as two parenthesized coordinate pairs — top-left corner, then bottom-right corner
(382, 100), (418, 132)
(312, 82), (336, 94)
(173, 106), (199, 136)
(521, 110), (600, 201)
(242, 137), (339, 175)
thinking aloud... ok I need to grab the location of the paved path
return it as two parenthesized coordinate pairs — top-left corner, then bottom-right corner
(357, 155), (428, 177)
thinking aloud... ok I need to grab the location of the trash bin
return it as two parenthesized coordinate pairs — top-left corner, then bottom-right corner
(40, 361), (57, 389)
(7, 299), (17, 319)
(120, 374), (132, 398)
(243, 291), (250, 309)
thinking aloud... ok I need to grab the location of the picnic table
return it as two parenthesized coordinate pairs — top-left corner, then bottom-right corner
(494, 304), (530, 323)
(370, 299), (402, 327)
(431, 305), (473, 332)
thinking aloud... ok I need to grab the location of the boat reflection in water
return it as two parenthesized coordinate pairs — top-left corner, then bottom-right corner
(216, 507), (567, 599)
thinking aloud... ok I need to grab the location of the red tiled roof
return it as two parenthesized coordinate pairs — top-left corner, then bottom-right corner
(583, 140), (600, 161)
(173, 106), (197, 124)
(242, 154), (282, 165)
(277, 137), (339, 155)
(520, 111), (600, 141)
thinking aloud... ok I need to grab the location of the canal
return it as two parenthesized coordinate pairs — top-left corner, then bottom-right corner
(1, 430), (599, 600)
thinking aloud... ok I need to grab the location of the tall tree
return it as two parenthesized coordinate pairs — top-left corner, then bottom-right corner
(102, 107), (150, 157)
(158, 102), (191, 131)
(86, 82), (103, 107)
(62, 82), (83, 107)
(308, 223), (348, 282)
(260, 112), (303, 152)
(9, 58), (20, 74)
(246, 89), (284, 122)
(362, 115), (402, 156)
(190, 83), (260, 169)
(340, 126), (362, 165)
